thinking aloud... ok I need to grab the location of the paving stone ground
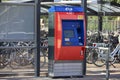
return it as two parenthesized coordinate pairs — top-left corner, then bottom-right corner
(0, 63), (120, 80)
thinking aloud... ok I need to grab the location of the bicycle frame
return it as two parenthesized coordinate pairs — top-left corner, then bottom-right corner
(110, 44), (120, 58)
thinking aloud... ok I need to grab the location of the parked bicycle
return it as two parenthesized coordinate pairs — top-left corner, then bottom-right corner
(92, 43), (120, 67)
(86, 31), (119, 67)
(0, 37), (48, 69)
(86, 42), (108, 64)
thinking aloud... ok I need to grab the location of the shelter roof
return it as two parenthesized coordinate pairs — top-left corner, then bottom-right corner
(2, 0), (120, 16)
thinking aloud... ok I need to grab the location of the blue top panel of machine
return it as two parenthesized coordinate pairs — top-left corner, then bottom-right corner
(49, 6), (83, 12)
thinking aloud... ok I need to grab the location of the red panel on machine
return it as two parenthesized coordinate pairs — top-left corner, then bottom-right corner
(54, 12), (86, 60)
(58, 47), (85, 60)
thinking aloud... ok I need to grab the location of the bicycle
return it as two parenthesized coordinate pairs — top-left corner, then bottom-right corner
(92, 43), (120, 67)
(29, 38), (48, 68)
(86, 42), (108, 64)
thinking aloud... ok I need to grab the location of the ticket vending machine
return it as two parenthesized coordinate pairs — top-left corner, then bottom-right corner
(48, 6), (86, 77)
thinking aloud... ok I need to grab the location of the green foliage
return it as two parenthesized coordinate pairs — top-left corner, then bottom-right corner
(87, 16), (98, 31)
(41, 15), (48, 27)
(111, 0), (120, 3)
(103, 0), (120, 3)
(87, 16), (119, 31)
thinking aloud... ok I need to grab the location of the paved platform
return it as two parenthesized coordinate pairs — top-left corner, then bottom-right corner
(0, 75), (119, 80)
(0, 63), (120, 80)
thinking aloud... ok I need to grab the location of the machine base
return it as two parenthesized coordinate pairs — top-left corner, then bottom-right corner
(48, 60), (84, 77)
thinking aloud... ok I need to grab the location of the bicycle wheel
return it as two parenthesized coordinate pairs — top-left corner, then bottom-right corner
(17, 48), (32, 66)
(0, 53), (10, 69)
(10, 48), (32, 69)
(92, 49), (106, 67)
(40, 51), (47, 68)
(30, 48), (47, 68)
(108, 53), (117, 66)
(86, 48), (93, 64)
(0, 48), (11, 69)
(9, 49), (20, 69)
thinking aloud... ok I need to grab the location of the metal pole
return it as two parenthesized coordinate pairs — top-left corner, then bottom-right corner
(35, 0), (41, 77)
(106, 31), (110, 80)
(105, 1), (110, 79)
(98, 16), (102, 31)
(81, 0), (87, 75)
(98, 16), (103, 42)
(98, 0), (103, 42)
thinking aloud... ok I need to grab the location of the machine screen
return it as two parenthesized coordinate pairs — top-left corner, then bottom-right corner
(64, 30), (74, 38)
(62, 19), (84, 46)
